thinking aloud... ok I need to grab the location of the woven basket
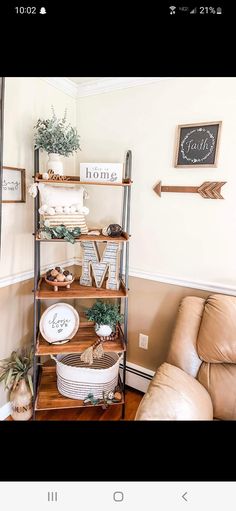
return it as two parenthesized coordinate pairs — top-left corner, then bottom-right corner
(51, 352), (121, 400)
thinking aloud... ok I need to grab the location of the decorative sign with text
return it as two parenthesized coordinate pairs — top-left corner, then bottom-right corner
(80, 163), (123, 183)
(175, 122), (222, 167)
(2, 166), (26, 202)
(39, 303), (79, 344)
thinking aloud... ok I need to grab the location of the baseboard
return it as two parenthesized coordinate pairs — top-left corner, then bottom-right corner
(120, 361), (154, 393)
(0, 401), (11, 421)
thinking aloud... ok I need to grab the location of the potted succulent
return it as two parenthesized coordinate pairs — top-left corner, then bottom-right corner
(34, 106), (81, 175)
(85, 300), (123, 337)
(0, 348), (33, 421)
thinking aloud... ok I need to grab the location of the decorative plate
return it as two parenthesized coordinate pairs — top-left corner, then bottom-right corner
(39, 303), (79, 344)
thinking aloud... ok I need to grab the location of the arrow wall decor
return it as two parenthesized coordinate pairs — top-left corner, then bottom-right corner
(153, 181), (226, 199)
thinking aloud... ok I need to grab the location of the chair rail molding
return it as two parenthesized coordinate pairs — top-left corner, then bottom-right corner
(0, 258), (80, 289)
(129, 267), (236, 296)
(1, 258), (236, 296)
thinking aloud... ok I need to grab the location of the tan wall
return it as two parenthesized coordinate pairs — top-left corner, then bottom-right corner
(0, 265), (76, 408)
(77, 78), (236, 287)
(127, 276), (210, 371)
(0, 279), (33, 407)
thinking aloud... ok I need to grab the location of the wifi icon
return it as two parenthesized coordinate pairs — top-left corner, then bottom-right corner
(169, 5), (176, 14)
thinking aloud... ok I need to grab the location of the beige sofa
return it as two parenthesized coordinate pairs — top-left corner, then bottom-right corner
(135, 294), (236, 420)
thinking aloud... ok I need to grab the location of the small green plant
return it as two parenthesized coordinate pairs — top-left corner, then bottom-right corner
(40, 223), (81, 244)
(34, 106), (81, 157)
(85, 300), (123, 329)
(0, 348), (34, 396)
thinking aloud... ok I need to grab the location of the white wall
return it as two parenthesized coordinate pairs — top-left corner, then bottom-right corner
(77, 78), (236, 287)
(0, 77), (77, 280)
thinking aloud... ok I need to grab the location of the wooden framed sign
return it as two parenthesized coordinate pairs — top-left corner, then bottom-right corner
(80, 163), (123, 183)
(174, 121), (222, 167)
(2, 166), (26, 202)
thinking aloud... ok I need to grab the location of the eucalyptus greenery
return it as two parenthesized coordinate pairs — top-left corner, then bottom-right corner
(40, 224), (81, 244)
(85, 300), (123, 329)
(34, 106), (81, 157)
(0, 348), (34, 396)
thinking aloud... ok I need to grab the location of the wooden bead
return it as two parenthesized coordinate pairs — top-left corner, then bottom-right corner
(56, 274), (65, 282)
(51, 269), (59, 277)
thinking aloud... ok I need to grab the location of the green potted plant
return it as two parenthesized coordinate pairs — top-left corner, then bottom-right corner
(85, 300), (123, 337)
(0, 348), (33, 421)
(34, 106), (81, 175)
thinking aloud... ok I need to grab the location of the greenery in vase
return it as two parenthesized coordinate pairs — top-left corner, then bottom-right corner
(34, 106), (81, 157)
(0, 348), (34, 396)
(40, 223), (81, 244)
(85, 300), (123, 329)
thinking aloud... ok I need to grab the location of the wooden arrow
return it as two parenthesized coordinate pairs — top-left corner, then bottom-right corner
(154, 181), (226, 199)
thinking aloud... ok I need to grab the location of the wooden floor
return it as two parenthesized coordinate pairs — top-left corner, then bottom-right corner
(7, 388), (143, 421)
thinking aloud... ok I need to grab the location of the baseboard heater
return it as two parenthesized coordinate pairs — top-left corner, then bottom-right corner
(119, 362), (155, 393)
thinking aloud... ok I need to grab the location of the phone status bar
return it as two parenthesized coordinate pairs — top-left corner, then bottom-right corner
(169, 6), (223, 14)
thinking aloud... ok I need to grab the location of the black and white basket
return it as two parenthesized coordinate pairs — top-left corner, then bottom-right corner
(51, 353), (121, 400)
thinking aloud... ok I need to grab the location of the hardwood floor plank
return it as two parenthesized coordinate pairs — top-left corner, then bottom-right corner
(35, 388), (143, 421)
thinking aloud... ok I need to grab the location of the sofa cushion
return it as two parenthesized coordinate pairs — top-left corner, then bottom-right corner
(135, 362), (213, 420)
(197, 295), (236, 363)
(167, 296), (205, 378)
(198, 362), (236, 420)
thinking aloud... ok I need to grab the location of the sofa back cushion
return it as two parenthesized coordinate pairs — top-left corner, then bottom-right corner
(166, 296), (205, 378)
(198, 362), (236, 420)
(197, 295), (236, 363)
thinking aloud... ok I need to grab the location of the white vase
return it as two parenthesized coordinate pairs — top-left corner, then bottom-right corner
(47, 153), (63, 175)
(95, 324), (112, 337)
(10, 379), (33, 421)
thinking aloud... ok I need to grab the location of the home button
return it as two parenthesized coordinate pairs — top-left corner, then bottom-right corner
(113, 491), (124, 502)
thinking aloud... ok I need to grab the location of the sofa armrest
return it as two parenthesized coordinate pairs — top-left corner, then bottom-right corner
(135, 362), (213, 420)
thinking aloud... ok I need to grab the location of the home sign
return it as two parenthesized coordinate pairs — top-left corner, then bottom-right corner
(80, 163), (123, 183)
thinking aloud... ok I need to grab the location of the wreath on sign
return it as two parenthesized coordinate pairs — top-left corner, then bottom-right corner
(180, 128), (215, 163)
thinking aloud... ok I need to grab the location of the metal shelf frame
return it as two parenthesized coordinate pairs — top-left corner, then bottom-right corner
(32, 149), (132, 420)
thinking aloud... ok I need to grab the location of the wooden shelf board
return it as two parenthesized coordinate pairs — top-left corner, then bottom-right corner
(35, 173), (132, 187)
(35, 278), (128, 300)
(36, 323), (126, 355)
(35, 231), (129, 242)
(35, 365), (124, 411)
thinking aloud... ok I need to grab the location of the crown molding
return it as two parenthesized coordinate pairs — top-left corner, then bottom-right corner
(41, 77), (172, 98)
(76, 77), (171, 97)
(41, 78), (78, 98)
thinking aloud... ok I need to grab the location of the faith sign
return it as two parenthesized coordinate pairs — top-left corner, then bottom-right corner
(80, 163), (123, 183)
(174, 122), (222, 167)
